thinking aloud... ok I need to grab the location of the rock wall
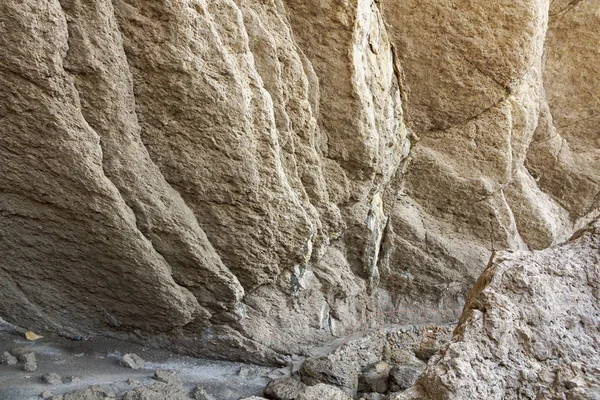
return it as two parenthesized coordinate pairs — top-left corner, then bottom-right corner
(394, 218), (600, 400)
(0, 0), (598, 363)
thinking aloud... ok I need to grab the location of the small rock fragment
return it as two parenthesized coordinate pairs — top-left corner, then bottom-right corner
(25, 331), (44, 341)
(42, 373), (62, 385)
(119, 353), (145, 369)
(268, 367), (291, 381)
(66, 376), (80, 383)
(126, 379), (140, 387)
(153, 369), (177, 384)
(40, 391), (53, 399)
(192, 386), (215, 400)
(21, 352), (37, 372)
(1, 351), (17, 365)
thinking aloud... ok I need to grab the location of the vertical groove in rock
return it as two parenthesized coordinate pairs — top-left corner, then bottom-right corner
(57, 0), (244, 319)
(0, 0), (598, 364)
(0, 0), (201, 336)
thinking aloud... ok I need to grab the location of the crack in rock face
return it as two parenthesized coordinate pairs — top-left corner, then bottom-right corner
(0, 0), (599, 387)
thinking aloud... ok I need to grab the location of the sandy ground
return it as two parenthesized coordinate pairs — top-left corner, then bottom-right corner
(0, 323), (271, 400)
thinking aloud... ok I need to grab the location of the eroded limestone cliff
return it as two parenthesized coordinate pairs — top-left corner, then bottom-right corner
(394, 219), (600, 400)
(0, 0), (598, 364)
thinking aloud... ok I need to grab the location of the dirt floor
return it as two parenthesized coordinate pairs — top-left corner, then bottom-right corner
(0, 321), (271, 400)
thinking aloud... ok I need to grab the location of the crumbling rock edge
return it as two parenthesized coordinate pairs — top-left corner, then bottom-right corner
(392, 218), (600, 399)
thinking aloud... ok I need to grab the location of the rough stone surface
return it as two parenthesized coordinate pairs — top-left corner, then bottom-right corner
(119, 354), (145, 370)
(41, 391), (53, 400)
(121, 381), (189, 400)
(388, 365), (421, 392)
(152, 370), (177, 384)
(264, 377), (306, 400)
(0, 0), (598, 365)
(1, 351), (17, 365)
(392, 219), (600, 399)
(301, 356), (359, 397)
(359, 394), (388, 400)
(386, 327), (453, 364)
(42, 373), (62, 385)
(358, 362), (390, 394)
(192, 387), (215, 400)
(52, 385), (117, 400)
(21, 352), (37, 372)
(296, 384), (352, 400)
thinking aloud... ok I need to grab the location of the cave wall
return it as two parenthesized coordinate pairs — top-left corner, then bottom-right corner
(0, 0), (598, 363)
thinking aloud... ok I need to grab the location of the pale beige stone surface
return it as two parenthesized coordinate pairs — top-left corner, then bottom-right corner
(392, 219), (600, 400)
(0, 0), (598, 364)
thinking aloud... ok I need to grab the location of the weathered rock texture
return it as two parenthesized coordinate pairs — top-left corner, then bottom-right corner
(0, 0), (598, 362)
(393, 218), (600, 399)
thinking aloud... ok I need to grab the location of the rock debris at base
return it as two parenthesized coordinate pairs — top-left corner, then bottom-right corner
(0, 0), (598, 367)
(393, 220), (600, 399)
(42, 373), (63, 386)
(0, 0), (599, 398)
(21, 352), (38, 372)
(1, 351), (17, 366)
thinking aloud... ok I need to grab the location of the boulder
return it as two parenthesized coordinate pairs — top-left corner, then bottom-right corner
(301, 357), (358, 397)
(40, 391), (53, 400)
(42, 373), (62, 385)
(20, 352), (37, 372)
(1, 351), (17, 365)
(153, 370), (178, 384)
(119, 354), (145, 370)
(358, 362), (391, 394)
(388, 366), (422, 392)
(392, 220), (600, 399)
(264, 377), (306, 400)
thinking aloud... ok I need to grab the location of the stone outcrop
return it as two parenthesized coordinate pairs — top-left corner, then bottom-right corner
(393, 219), (600, 399)
(0, 0), (598, 363)
(254, 218), (600, 398)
